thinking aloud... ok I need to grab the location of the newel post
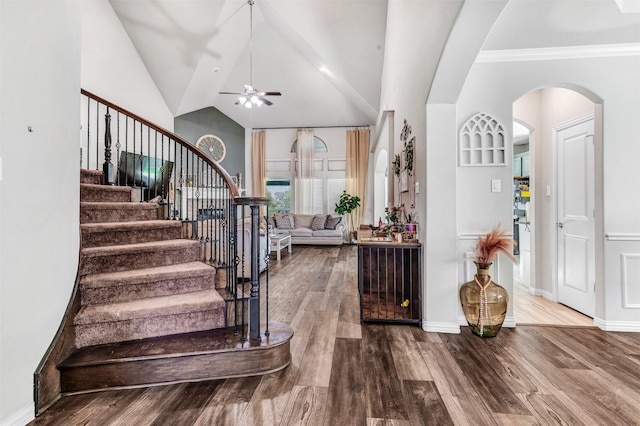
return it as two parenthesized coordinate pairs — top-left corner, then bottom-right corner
(236, 196), (269, 342)
(103, 108), (114, 185)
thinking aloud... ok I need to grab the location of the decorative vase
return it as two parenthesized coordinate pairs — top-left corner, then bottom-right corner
(459, 262), (509, 337)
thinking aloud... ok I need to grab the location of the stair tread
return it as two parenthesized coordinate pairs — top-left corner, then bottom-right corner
(81, 239), (198, 257)
(80, 261), (215, 288)
(74, 290), (225, 325)
(60, 321), (293, 368)
(81, 220), (181, 232)
(80, 183), (132, 193)
(81, 202), (159, 210)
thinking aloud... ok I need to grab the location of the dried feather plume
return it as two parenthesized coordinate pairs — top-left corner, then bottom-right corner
(474, 225), (518, 265)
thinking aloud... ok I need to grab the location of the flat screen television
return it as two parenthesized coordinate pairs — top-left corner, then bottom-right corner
(117, 151), (173, 201)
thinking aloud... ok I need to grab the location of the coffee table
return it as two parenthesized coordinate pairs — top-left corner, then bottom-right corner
(270, 233), (292, 261)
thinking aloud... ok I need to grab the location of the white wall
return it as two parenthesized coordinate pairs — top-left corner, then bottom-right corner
(81, 0), (174, 130)
(0, 1), (179, 422)
(455, 55), (640, 330)
(0, 1), (81, 424)
(378, 0), (463, 333)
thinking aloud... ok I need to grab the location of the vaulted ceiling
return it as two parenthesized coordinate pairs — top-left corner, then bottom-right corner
(109, 0), (640, 129)
(109, 0), (388, 129)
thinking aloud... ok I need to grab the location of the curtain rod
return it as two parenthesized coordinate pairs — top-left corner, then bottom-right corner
(252, 124), (371, 131)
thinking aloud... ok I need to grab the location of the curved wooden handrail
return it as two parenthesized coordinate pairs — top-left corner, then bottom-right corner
(81, 89), (240, 199)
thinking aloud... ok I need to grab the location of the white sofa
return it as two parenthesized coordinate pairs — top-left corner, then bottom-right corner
(270, 213), (344, 245)
(197, 217), (268, 280)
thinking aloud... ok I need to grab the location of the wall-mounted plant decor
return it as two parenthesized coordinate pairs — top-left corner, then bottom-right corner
(459, 113), (506, 166)
(400, 119), (415, 176)
(392, 154), (402, 179)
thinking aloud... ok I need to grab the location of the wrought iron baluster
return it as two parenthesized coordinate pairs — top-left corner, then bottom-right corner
(85, 98), (90, 170)
(103, 108), (114, 185)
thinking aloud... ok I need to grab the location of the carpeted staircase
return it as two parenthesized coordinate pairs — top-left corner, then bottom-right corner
(75, 169), (226, 347)
(34, 94), (294, 414)
(34, 169), (291, 403)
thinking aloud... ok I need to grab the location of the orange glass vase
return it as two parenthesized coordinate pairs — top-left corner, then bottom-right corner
(459, 262), (509, 337)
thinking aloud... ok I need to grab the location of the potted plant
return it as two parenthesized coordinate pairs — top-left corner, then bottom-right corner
(334, 191), (361, 243)
(384, 206), (402, 235)
(384, 206), (400, 225)
(459, 225), (517, 337)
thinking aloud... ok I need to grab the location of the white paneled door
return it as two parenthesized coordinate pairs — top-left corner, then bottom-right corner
(556, 117), (595, 317)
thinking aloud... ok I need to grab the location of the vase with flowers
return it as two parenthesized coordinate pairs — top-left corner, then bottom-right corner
(460, 225), (517, 337)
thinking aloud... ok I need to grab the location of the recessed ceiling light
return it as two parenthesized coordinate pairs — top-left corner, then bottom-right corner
(319, 66), (334, 78)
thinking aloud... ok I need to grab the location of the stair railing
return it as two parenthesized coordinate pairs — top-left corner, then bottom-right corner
(81, 89), (269, 342)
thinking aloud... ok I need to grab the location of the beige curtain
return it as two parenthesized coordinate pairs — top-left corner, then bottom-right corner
(251, 130), (266, 197)
(346, 128), (370, 233)
(295, 129), (315, 214)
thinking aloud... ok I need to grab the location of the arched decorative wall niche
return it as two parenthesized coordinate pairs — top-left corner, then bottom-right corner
(459, 113), (506, 166)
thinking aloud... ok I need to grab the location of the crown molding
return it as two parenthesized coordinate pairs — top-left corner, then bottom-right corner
(615, 0), (640, 14)
(476, 43), (640, 63)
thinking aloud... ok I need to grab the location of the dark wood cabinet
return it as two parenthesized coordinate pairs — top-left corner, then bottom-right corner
(357, 241), (422, 324)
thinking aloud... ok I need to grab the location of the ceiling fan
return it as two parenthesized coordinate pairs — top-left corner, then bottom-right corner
(219, 0), (281, 108)
(219, 84), (281, 107)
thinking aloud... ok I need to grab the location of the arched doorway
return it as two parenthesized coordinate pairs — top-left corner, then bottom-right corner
(512, 119), (533, 291)
(373, 149), (388, 223)
(512, 86), (600, 326)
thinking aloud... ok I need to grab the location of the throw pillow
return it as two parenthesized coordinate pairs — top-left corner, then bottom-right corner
(265, 215), (274, 229)
(325, 215), (342, 230)
(311, 214), (327, 231)
(274, 213), (293, 229)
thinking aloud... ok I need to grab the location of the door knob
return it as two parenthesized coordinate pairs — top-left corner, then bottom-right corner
(557, 222), (564, 228)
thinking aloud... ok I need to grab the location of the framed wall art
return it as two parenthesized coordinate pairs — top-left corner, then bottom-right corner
(400, 170), (409, 193)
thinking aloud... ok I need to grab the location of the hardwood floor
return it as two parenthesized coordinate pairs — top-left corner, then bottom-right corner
(30, 245), (640, 425)
(514, 283), (594, 327)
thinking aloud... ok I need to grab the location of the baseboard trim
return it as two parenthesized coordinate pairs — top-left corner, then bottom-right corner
(504, 317), (516, 328)
(540, 289), (554, 300)
(594, 317), (640, 332)
(0, 403), (34, 426)
(423, 321), (461, 334)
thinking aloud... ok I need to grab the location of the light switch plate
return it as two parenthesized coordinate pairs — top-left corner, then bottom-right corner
(491, 179), (501, 193)
(415, 181), (419, 194)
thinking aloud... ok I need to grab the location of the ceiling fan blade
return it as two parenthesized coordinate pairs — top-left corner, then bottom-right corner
(261, 91), (281, 96)
(219, 91), (243, 95)
(260, 97), (273, 106)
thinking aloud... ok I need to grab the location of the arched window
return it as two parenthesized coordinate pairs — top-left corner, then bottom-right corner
(290, 136), (328, 153)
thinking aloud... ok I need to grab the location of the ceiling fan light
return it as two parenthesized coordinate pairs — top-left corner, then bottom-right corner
(250, 95), (259, 104)
(238, 96), (247, 105)
(244, 101), (252, 109)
